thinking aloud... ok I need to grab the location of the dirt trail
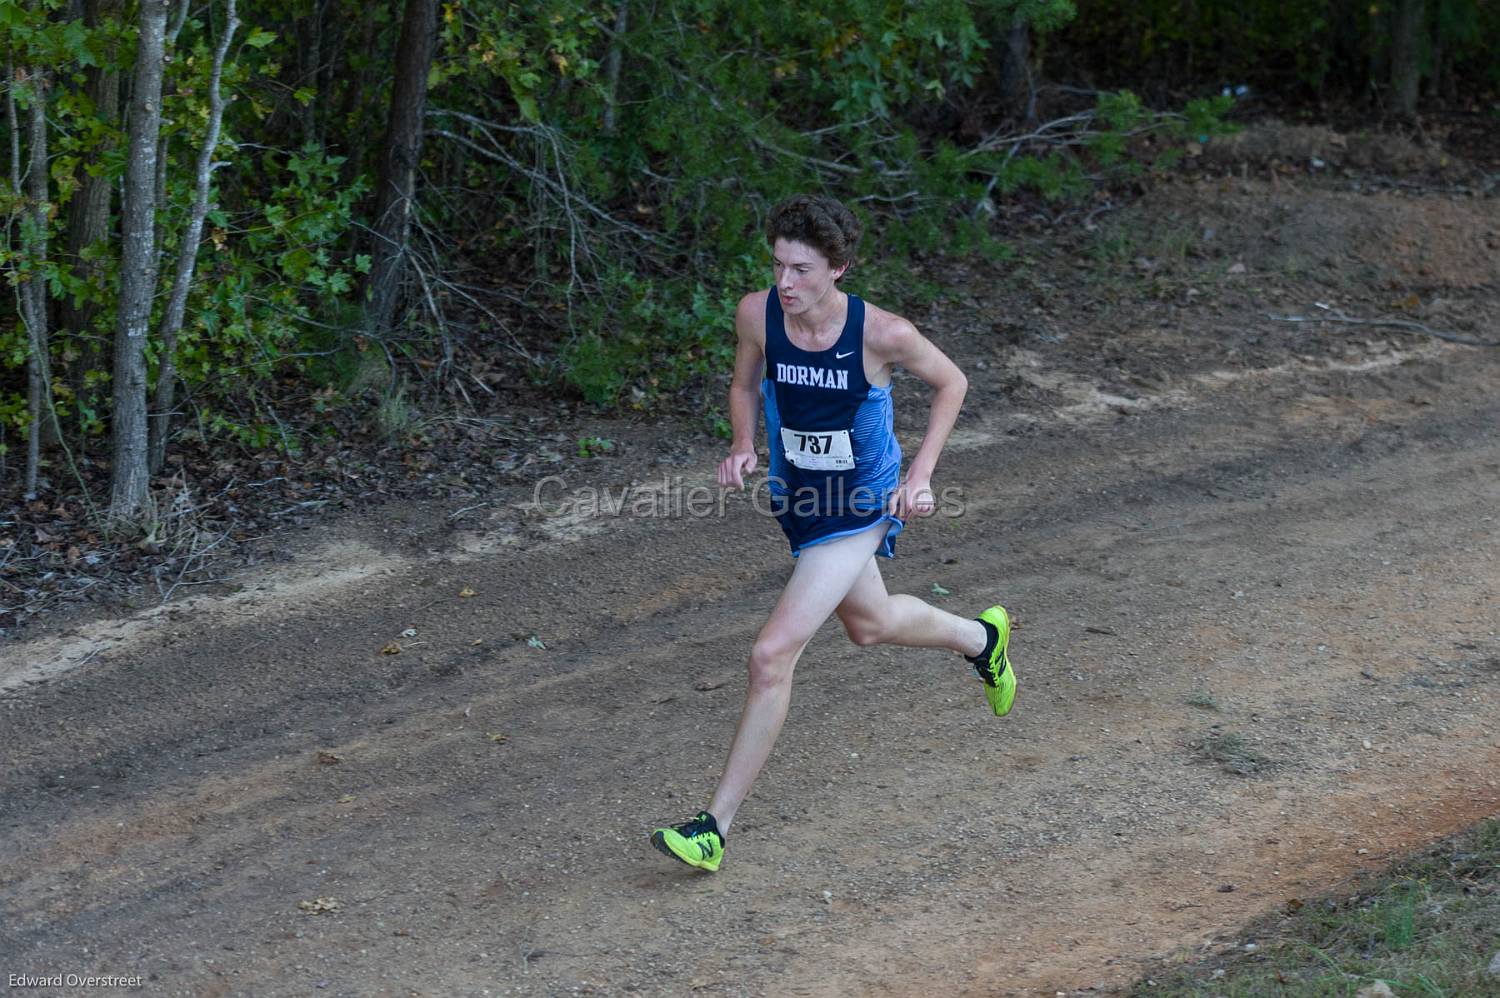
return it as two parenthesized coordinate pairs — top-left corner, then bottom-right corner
(3, 179), (1500, 997)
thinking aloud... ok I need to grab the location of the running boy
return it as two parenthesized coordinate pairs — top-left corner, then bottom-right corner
(651, 195), (1015, 872)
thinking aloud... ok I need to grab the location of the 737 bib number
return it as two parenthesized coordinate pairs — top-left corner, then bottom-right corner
(780, 426), (854, 471)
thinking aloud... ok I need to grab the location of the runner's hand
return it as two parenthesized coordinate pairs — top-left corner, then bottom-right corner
(718, 449), (758, 490)
(889, 476), (937, 520)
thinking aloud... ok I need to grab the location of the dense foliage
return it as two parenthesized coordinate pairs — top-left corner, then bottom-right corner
(1057, 0), (1500, 101)
(1, 0), (1492, 508)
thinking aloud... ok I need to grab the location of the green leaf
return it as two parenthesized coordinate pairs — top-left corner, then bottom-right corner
(61, 19), (93, 65)
(246, 28), (277, 48)
(515, 93), (540, 124)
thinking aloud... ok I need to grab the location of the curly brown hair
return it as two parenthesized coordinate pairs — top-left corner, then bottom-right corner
(765, 194), (862, 276)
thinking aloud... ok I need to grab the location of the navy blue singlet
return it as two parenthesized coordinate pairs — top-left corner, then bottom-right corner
(761, 290), (904, 558)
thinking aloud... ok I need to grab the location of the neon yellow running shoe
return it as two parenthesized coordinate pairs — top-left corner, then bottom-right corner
(969, 605), (1016, 716)
(650, 811), (724, 872)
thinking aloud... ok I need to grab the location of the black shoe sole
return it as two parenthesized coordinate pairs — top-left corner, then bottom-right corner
(650, 830), (690, 866)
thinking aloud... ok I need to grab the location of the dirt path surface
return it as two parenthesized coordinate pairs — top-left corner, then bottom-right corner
(3, 177), (1500, 996)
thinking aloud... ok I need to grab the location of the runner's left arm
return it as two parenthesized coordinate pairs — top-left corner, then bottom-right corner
(875, 319), (967, 518)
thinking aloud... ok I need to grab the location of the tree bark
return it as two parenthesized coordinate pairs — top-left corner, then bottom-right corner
(602, 0), (628, 136)
(150, 0), (238, 475)
(8, 63), (53, 499)
(109, 0), (172, 526)
(150, 0), (189, 266)
(362, 0), (438, 339)
(8, 71), (25, 477)
(996, 15), (1034, 125)
(298, 0), (328, 147)
(1426, 7), (1444, 100)
(24, 67), (51, 498)
(336, 8), (381, 186)
(1391, 0), (1426, 120)
(59, 0), (120, 373)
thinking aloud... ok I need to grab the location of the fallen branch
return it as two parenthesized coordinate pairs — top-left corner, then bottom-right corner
(1265, 309), (1500, 348)
(967, 110), (1097, 159)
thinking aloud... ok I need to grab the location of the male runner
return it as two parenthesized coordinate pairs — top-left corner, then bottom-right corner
(651, 194), (1015, 872)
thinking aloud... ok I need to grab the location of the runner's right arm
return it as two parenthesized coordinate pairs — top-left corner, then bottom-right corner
(718, 292), (766, 490)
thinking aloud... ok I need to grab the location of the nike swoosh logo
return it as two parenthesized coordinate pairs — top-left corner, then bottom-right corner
(835, 350), (854, 359)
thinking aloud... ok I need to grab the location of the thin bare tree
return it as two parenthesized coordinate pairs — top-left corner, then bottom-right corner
(362, 0), (438, 339)
(23, 66), (50, 497)
(150, 0), (240, 474)
(7, 63), (53, 500)
(109, 0), (172, 525)
(602, 0), (629, 136)
(150, 0), (190, 269)
(296, 0), (330, 147)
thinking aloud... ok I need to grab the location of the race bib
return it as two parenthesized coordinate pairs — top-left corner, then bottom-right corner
(780, 427), (854, 471)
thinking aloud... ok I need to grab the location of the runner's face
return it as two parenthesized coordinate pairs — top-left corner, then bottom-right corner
(772, 238), (846, 315)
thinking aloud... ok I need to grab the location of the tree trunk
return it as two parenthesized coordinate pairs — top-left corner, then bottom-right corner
(602, 0), (629, 136)
(9, 63), (53, 500)
(1391, 0), (1426, 120)
(8, 71), (26, 478)
(337, 8), (381, 187)
(59, 0), (121, 383)
(150, 0), (189, 267)
(298, 0), (328, 147)
(24, 67), (51, 499)
(362, 0), (438, 339)
(150, 0), (239, 475)
(1426, 4), (1444, 100)
(109, 0), (171, 526)
(997, 15), (1034, 125)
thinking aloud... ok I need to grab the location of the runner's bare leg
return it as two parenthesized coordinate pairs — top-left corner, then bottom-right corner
(834, 556), (989, 654)
(707, 524), (890, 834)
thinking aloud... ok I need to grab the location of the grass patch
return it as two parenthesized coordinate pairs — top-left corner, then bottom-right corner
(1130, 818), (1500, 996)
(576, 436), (615, 458)
(1191, 731), (1274, 776)
(1186, 690), (1222, 711)
(375, 379), (419, 441)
